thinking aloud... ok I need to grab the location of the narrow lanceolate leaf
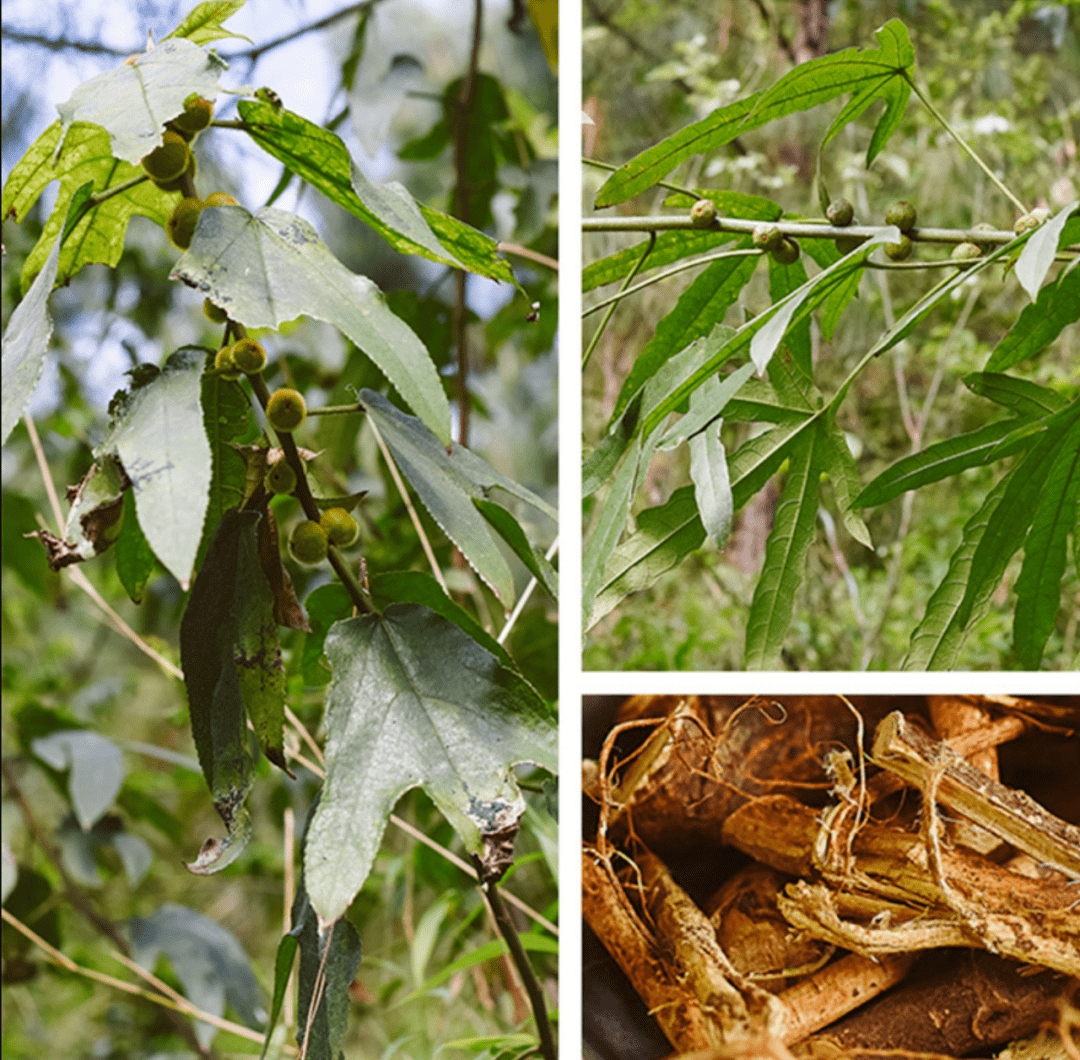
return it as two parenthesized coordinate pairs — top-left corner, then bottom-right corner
(1013, 417), (1080, 669)
(1015, 201), (1079, 301)
(474, 498), (558, 603)
(172, 206), (451, 443)
(289, 881), (362, 1060)
(179, 509), (260, 873)
(1, 234), (62, 446)
(956, 406), (1079, 628)
(362, 390), (516, 606)
(595, 19), (913, 207)
(820, 414), (872, 550)
(744, 422), (825, 669)
(612, 248), (759, 421)
(690, 422), (732, 548)
(854, 419), (1024, 509)
(962, 373), (1070, 418)
(56, 38), (225, 165)
(304, 605), (556, 924)
(904, 477), (1012, 670)
(163, 0), (250, 46)
(587, 487), (706, 631)
(2, 122), (175, 297)
(658, 360), (757, 450)
(985, 265), (1080, 372)
(236, 100), (515, 285)
(97, 348), (212, 589)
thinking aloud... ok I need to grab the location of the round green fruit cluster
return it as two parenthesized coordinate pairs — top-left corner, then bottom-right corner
(884, 233), (913, 261)
(952, 241), (983, 262)
(267, 388), (306, 433)
(167, 198), (204, 249)
(204, 298), (228, 324)
(141, 131), (190, 184)
(319, 508), (359, 547)
(231, 338), (266, 374)
(1014, 207), (1051, 235)
(215, 345), (241, 381)
(770, 237), (800, 265)
(752, 224), (783, 252)
(826, 199), (854, 227)
(690, 199), (717, 228)
(169, 95), (213, 138)
(289, 520), (327, 565)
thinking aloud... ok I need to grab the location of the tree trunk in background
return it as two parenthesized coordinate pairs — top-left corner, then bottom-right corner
(792, 0), (829, 64)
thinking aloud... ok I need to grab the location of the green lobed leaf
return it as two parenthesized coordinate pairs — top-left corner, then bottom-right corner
(595, 20), (914, 207)
(178, 509), (262, 874)
(97, 348), (211, 589)
(368, 570), (512, 667)
(473, 498), (558, 603)
(956, 407), (1079, 629)
(172, 206), (451, 443)
(362, 389), (515, 606)
(56, 38), (225, 165)
(854, 418), (1025, 509)
(1012, 416), (1080, 668)
(611, 247), (759, 421)
(3, 122), (175, 298)
(903, 476), (1012, 670)
(1, 233), (62, 446)
(236, 99), (515, 286)
(303, 604), (556, 924)
(744, 421), (825, 669)
(690, 420), (732, 548)
(984, 264), (1080, 372)
(129, 903), (265, 1048)
(722, 376), (818, 425)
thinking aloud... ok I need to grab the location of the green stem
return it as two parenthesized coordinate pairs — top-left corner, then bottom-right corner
(304, 402), (365, 416)
(906, 74), (1027, 215)
(583, 231), (655, 369)
(472, 855), (556, 1060)
(585, 248), (761, 318)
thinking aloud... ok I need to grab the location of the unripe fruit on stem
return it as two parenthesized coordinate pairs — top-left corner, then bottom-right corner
(215, 345), (242, 381)
(231, 338), (266, 374)
(266, 388), (306, 433)
(204, 192), (239, 208)
(1014, 207), (1051, 235)
(141, 131), (191, 183)
(153, 150), (197, 192)
(770, 237), (800, 265)
(884, 233), (913, 261)
(835, 234), (863, 255)
(204, 298), (228, 324)
(885, 200), (917, 232)
(752, 224), (783, 252)
(265, 459), (297, 496)
(319, 507), (359, 547)
(289, 520), (328, 565)
(690, 199), (717, 227)
(826, 199), (855, 227)
(172, 95), (213, 136)
(952, 241), (983, 261)
(167, 197), (204, 249)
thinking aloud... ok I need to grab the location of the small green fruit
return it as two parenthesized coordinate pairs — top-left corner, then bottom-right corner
(141, 130), (191, 183)
(319, 507), (359, 547)
(204, 298), (228, 324)
(166, 197), (204, 250)
(884, 233), (913, 261)
(204, 192), (239, 208)
(971, 222), (998, 253)
(215, 345), (242, 381)
(952, 241), (983, 262)
(826, 199), (855, 227)
(885, 200), (917, 232)
(770, 237), (800, 265)
(690, 199), (717, 228)
(172, 95), (213, 136)
(153, 150), (197, 193)
(1014, 207), (1051, 235)
(752, 224), (783, 252)
(265, 459), (297, 496)
(231, 338), (266, 374)
(289, 520), (328, 565)
(267, 388), (306, 433)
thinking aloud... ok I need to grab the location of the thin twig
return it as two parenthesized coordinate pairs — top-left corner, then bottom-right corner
(583, 231), (655, 369)
(496, 243), (558, 271)
(498, 536), (558, 644)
